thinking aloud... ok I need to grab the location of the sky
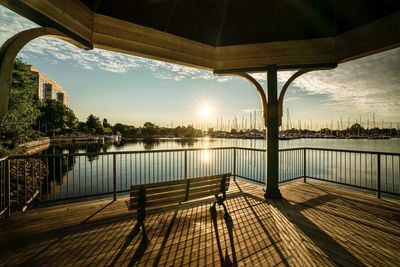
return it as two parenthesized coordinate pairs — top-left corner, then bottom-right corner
(1, 6), (399, 130)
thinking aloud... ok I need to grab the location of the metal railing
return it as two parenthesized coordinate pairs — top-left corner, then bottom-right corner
(7, 148), (235, 204)
(304, 148), (400, 198)
(1, 147), (399, 218)
(0, 157), (10, 218)
(235, 147), (305, 183)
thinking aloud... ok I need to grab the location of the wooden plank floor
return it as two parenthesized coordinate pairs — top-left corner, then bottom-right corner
(1, 179), (399, 266)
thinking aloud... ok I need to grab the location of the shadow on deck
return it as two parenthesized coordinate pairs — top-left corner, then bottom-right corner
(1, 180), (399, 266)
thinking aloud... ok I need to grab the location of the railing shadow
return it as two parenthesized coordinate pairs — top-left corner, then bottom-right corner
(80, 201), (114, 224)
(244, 192), (365, 266)
(151, 211), (178, 266)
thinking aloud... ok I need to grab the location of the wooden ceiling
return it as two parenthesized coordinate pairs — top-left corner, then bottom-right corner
(81, 0), (400, 47)
(1, 0), (400, 71)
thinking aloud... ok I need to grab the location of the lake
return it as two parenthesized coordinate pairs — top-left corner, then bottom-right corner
(44, 137), (400, 155)
(29, 137), (399, 202)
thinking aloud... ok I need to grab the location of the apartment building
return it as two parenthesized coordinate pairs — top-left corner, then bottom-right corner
(30, 66), (70, 107)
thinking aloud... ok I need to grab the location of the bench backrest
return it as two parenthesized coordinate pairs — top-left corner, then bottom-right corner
(128, 173), (231, 211)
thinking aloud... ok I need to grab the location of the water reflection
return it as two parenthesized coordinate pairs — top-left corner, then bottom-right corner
(36, 138), (400, 201)
(202, 150), (210, 162)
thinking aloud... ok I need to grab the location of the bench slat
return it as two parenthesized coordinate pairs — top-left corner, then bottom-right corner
(189, 178), (230, 190)
(189, 183), (229, 196)
(130, 188), (186, 203)
(147, 196), (186, 207)
(131, 178), (186, 191)
(130, 183), (186, 197)
(188, 189), (223, 200)
(129, 194), (186, 209)
(128, 173), (231, 211)
(130, 174), (228, 191)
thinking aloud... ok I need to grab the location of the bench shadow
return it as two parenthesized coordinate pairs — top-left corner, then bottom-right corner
(210, 205), (237, 266)
(110, 222), (143, 266)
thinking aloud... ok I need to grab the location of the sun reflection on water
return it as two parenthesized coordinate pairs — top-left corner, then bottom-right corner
(202, 150), (210, 162)
(202, 140), (210, 162)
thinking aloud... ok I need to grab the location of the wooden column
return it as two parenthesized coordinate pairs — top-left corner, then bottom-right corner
(264, 65), (282, 199)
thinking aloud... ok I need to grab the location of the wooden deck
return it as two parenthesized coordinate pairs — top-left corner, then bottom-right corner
(1, 179), (399, 266)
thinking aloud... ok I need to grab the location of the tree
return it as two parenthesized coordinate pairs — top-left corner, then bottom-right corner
(37, 99), (78, 134)
(103, 118), (111, 128)
(0, 58), (40, 147)
(86, 114), (103, 134)
(142, 122), (158, 136)
(112, 123), (136, 137)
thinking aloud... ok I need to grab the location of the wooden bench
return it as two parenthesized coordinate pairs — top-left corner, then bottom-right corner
(127, 173), (231, 244)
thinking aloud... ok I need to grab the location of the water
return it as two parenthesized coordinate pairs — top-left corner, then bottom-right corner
(44, 137), (400, 155)
(29, 138), (399, 201)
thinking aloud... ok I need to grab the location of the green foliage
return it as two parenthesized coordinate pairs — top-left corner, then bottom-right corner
(112, 123), (136, 137)
(142, 122), (158, 136)
(173, 125), (202, 138)
(86, 114), (104, 134)
(77, 121), (88, 133)
(37, 99), (78, 134)
(0, 58), (40, 148)
(103, 127), (113, 135)
(103, 118), (111, 128)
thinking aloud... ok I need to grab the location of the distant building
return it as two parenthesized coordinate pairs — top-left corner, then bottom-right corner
(29, 66), (70, 107)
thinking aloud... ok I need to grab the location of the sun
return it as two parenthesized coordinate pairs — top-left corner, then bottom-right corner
(200, 106), (213, 118)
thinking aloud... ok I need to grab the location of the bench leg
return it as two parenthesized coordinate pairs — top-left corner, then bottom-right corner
(221, 202), (232, 221)
(211, 197), (231, 222)
(140, 221), (150, 245)
(210, 201), (217, 217)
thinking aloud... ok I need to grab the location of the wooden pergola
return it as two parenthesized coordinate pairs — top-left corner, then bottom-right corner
(1, 0), (399, 198)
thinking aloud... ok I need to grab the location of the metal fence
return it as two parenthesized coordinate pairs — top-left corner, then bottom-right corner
(305, 148), (400, 197)
(1, 147), (399, 218)
(0, 157), (10, 218)
(235, 147), (305, 183)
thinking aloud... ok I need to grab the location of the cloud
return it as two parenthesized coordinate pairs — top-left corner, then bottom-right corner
(249, 48), (400, 115)
(293, 49), (400, 113)
(241, 109), (260, 113)
(0, 6), (227, 81)
(284, 96), (300, 103)
(0, 6), (37, 41)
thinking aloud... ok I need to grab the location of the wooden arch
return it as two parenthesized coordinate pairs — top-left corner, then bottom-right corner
(0, 27), (90, 118)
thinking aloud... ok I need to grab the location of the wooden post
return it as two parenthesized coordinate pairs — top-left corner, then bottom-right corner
(264, 65), (282, 199)
(113, 154), (117, 201)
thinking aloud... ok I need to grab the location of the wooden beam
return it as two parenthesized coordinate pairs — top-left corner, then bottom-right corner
(93, 14), (215, 70)
(215, 37), (336, 70)
(336, 11), (400, 63)
(0, 0), (93, 49)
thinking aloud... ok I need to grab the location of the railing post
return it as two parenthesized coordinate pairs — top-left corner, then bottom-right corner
(5, 159), (10, 219)
(113, 154), (116, 201)
(233, 148), (237, 181)
(303, 148), (307, 182)
(184, 150), (187, 179)
(377, 153), (381, 199)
